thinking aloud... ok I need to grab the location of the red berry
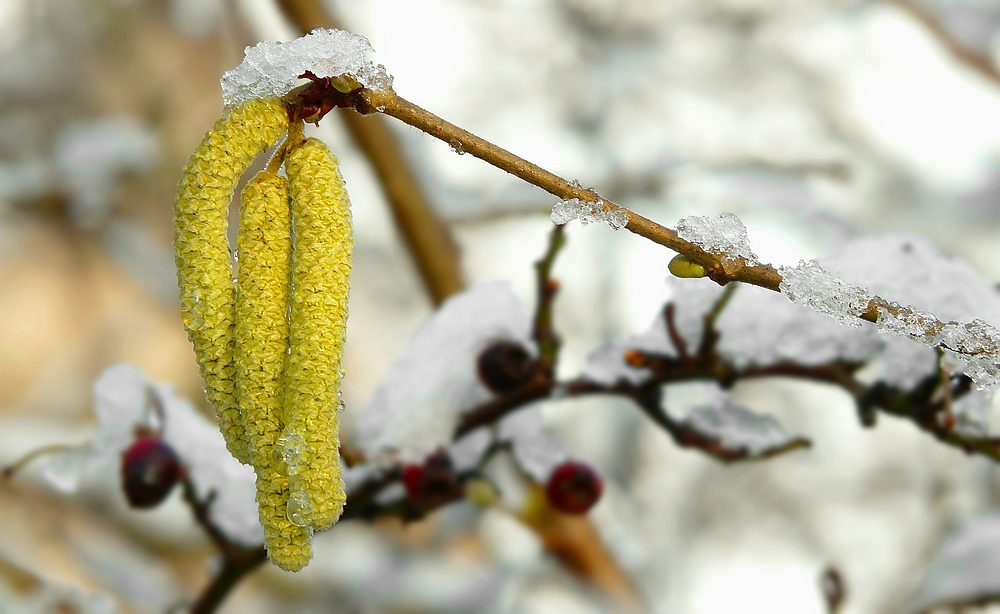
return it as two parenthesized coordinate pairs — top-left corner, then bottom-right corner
(545, 461), (603, 515)
(477, 341), (537, 394)
(121, 436), (182, 509)
(401, 452), (463, 510)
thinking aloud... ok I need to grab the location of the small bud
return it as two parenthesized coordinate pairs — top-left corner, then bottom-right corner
(668, 254), (707, 279)
(623, 349), (648, 368)
(121, 436), (182, 509)
(477, 341), (537, 394)
(402, 451), (464, 510)
(545, 461), (603, 515)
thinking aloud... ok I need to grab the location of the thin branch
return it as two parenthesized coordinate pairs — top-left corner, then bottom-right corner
(534, 224), (566, 373)
(180, 477), (268, 614)
(275, 0), (465, 305)
(890, 0), (1000, 85)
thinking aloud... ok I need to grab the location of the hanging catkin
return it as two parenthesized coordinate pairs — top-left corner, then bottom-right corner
(234, 169), (313, 572)
(174, 97), (288, 465)
(280, 137), (353, 532)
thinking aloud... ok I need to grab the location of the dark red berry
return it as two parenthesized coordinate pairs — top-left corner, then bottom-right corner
(121, 436), (182, 509)
(477, 341), (537, 394)
(401, 451), (463, 510)
(545, 461), (603, 515)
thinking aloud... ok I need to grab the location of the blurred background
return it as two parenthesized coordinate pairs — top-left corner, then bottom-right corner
(5, 0), (1000, 612)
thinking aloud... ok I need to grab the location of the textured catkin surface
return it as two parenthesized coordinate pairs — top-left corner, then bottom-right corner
(234, 171), (312, 571)
(174, 97), (288, 465)
(283, 138), (352, 531)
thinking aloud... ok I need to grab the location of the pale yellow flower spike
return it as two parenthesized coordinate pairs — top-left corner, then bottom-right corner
(282, 137), (352, 531)
(174, 97), (288, 465)
(235, 170), (313, 571)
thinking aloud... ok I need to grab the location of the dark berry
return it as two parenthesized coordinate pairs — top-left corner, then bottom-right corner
(545, 461), (603, 515)
(121, 436), (182, 509)
(477, 341), (537, 394)
(401, 451), (463, 510)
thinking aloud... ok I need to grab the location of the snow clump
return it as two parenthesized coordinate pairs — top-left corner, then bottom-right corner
(221, 28), (393, 107)
(676, 212), (759, 273)
(550, 198), (629, 230)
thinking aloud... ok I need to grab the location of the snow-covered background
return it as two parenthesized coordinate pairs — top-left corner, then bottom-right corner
(5, 0), (1000, 612)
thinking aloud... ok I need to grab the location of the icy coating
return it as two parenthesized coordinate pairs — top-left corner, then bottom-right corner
(876, 305), (1000, 389)
(675, 212), (759, 273)
(779, 259), (873, 328)
(550, 198), (629, 230)
(221, 28), (393, 107)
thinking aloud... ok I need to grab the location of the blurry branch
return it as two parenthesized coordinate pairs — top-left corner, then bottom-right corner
(534, 225), (565, 373)
(276, 0), (465, 305)
(181, 478), (268, 614)
(890, 0), (1000, 85)
(820, 566), (846, 614)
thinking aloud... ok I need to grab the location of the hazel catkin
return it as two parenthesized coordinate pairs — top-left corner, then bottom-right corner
(280, 137), (353, 531)
(234, 170), (312, 571)
(174, 97), (288, 466)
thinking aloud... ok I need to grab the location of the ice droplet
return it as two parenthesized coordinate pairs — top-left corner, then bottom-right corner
(448, 139), (465, 155)
(286, 492), (312, 526)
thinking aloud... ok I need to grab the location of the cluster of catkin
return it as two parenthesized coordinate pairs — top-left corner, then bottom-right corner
(174, 97), (352, 571)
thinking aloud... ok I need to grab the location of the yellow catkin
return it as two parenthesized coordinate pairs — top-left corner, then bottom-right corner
(234, 170), (312, 571)
(174, 97), (288, 465)
(281, 138), (352, 531)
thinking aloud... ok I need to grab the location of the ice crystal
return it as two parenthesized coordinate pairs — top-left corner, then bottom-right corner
(779, 259), (873, 328)
(675, 212), (758, 273)
(875, 306), (1000, 389)
(221, 28), (393, 107)
(550, 198), (628, 230)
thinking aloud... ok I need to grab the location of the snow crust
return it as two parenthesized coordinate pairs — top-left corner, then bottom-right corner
(550, 198), (628, 230)
(676, 212), (759, 273)
(37, 364), (262, 545)
(221, 28), (393, 107)
(356, 282), (534, 464)
(497, 404), (569, 481)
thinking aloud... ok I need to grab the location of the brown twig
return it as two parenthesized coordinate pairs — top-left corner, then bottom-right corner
(180, 477), (268, 614)
(275, 0), (465, 305)
(890, 0), (1000, 85)
(534, 225), (566, 373)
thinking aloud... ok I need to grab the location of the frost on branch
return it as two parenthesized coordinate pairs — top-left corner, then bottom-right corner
(675, 212), (759, 274)
(779, 259), (873, 328)
(550, 198), (628, 230)
(907, 514), (1000, 612)
(221, 28), (393, 107)
(356, 282), (534, 465)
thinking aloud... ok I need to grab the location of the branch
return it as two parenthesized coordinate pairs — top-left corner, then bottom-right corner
(534, 225), (566, 373)
(890, 0), (1000, 85)
(181, 477), (268, 614)
(276, 0), (465, 305)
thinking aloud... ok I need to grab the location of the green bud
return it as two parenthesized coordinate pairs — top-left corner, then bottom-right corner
(668, 254), (708, 278)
